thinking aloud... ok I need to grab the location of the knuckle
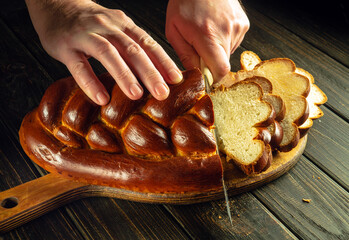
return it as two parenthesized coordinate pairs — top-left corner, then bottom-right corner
(235, 17), (250, 34)
(158, 57), (174, 69)
(114, 10), (128, 21)
(243, 19), (250, 32)
(90, 13), (109, 26)
(179, 54), (193, 67)
(179, 54), (191, 64)
(95, 41), (113, 56)
(71, 61), (86, 77)
(125, 42), (142, 57)
(233, 22), (242, 34)
(115, 11), (134, 31)
(139, 34), (158, 49)
(216, 63), (230, 77)
(200, 20), (216, 38)
(80, 78), (95, 91)
(116, 68), (133, 81)
(143, 69), (160, 81)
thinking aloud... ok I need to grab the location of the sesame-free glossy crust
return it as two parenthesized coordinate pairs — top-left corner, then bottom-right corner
(19, 69), (223, 194)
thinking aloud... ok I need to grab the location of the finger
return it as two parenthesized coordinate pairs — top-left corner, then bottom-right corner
(231, 19), (250, 54)
(62, 51), (110, 105)
(165, 23), (200, 71)
(174, 20), (231, 81)
(194, 37), (231, 81)
(230, 35), (244, 55)
(125, 26), (183, 85)
(230, 26), (249, 54)
(105, 30), (170, 100)
(76, 33), (144, 101)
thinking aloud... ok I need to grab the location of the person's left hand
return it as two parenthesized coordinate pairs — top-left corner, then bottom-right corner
(166, 0), (250, 82)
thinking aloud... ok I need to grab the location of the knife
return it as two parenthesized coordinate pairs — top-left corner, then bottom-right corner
(200, 58), (233, 226)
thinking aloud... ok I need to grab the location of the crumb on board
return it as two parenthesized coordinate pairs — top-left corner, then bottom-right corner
(302, 198), (311, 203)
(218, 215), (222, 219)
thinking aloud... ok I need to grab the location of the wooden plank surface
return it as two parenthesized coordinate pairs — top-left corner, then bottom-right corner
(246, 0), (349, 68)
(253, 156), (349, 239)
(0, 0), (348, 239)
(305, 108), (349, 190)
(165, 194), (297, 239)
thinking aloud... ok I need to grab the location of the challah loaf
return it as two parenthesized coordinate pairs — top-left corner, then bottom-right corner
(19, 69), (223, 193)
(19, 51), (327, 189)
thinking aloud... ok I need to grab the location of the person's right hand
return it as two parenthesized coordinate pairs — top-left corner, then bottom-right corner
(25, 0), (183, 105)
(166, 0), (249, 83)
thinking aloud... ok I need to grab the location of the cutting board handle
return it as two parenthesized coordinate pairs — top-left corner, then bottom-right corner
(0, 174), (87, 233)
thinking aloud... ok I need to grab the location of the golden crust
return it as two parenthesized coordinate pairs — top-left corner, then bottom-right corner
(19, 69), (223, 193)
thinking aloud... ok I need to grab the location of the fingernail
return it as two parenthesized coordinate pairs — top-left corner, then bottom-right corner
(154, 82), (169, 99)
(129, 83), (143, 98)
(96, 91), (110, 105)
(168, 69), (183, 84)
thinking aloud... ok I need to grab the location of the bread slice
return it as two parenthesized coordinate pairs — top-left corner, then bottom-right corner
(240, 51), (327, 139)
(240, 51), (262, 71)
(210, 81), (275, 175)
(295, 68), (327, 136)
(217, 73), (285, 149)
(233, 54), (311, 151)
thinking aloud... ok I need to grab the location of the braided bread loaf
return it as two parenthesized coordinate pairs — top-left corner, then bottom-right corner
(19, 69), (223, 193)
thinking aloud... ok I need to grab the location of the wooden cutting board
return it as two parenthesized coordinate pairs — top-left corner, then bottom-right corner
(0, 136), (307, 232)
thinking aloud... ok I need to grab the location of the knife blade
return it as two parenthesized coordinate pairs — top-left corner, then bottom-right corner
(200, 58), (233, 226)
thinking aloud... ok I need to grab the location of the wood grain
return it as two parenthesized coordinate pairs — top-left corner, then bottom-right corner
(253, 156), (349, 239)
(245, 0), (349, 68)
(305, 108), (349, 190)
(165, 193), (297, 239)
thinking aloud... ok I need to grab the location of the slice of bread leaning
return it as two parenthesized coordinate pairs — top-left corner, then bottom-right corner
(217, 72), (285, 149)
(234, 52), (311, 151)
(240, 51), (327, 140)
(294, 68), (327, 136)
(210, 81), (275, 175)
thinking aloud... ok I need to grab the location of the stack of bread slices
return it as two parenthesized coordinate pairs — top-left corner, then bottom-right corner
(210, 51), (327, 175)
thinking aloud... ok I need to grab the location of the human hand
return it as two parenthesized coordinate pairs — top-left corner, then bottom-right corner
(25, 0), (183, 105)
(166, 0), (249, 82)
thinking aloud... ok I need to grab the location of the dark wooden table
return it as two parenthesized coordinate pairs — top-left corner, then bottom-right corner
(0, 0), (348, 239)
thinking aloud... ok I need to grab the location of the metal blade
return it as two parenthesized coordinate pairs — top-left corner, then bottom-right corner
(200, 58), (233, 226)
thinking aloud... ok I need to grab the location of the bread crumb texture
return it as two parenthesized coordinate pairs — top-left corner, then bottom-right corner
(211, 82), (271, 165)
